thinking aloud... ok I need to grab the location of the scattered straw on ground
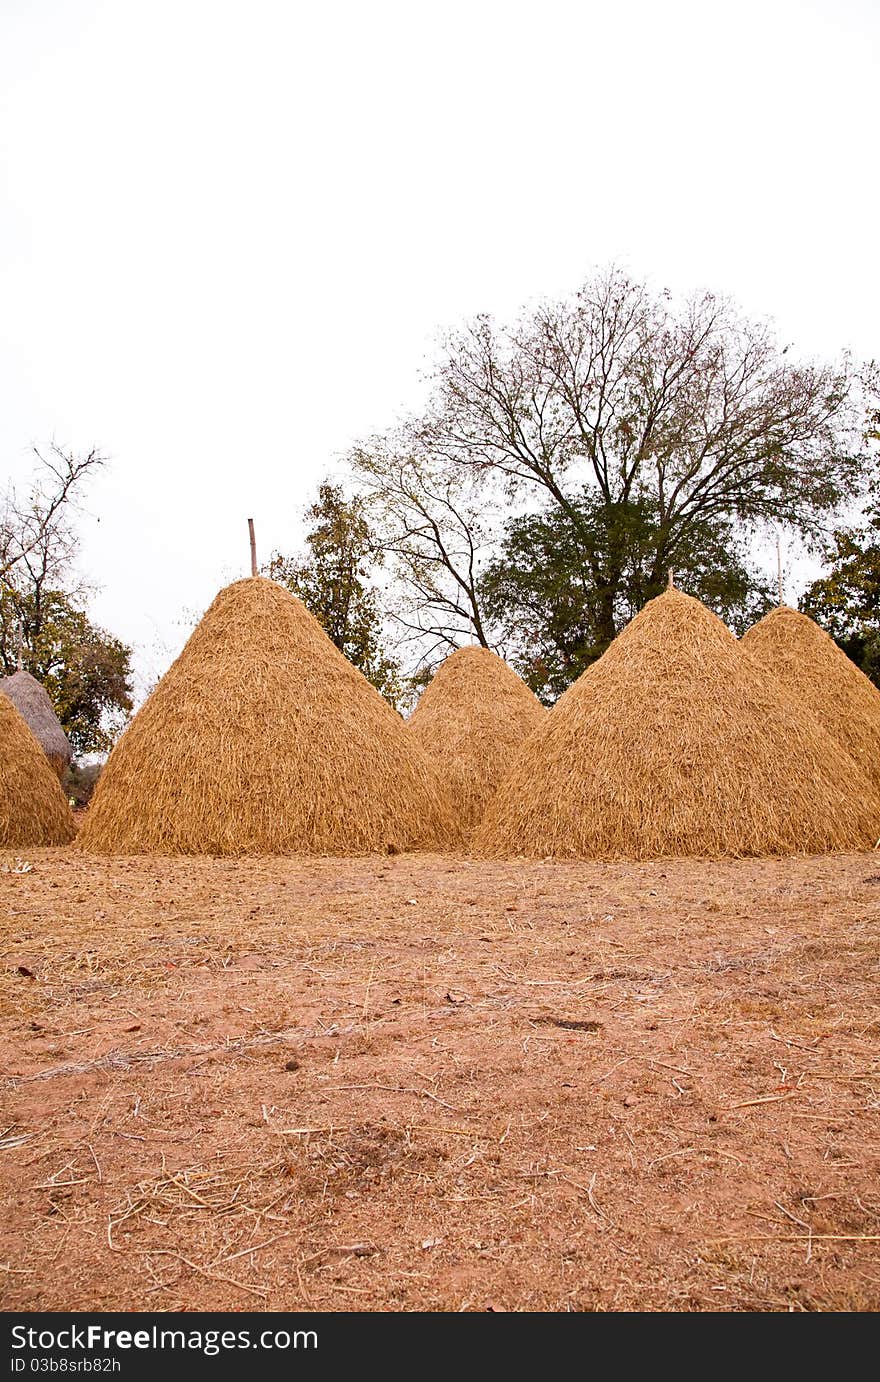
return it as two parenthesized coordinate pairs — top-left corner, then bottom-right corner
(1, 846), (879, 1311)
(78, 578), (459, 856)
(407, 647), (545, 834)
(475, 589), (880, 860)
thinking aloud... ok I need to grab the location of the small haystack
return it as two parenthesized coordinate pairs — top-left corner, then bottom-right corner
(475, 589), (880, 860)
(742, 605), (880, 791)
(0, 670), (72, 780)
(407, 646), (546, 833)
(0, 693), (76, 846)
(78, 577), (460, 856)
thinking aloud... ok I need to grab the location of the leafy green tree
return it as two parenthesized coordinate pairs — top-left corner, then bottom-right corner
(800, 408), (880, 684)
(801, 520), (880, 686)
(267, 482), (404, 706)
(0, 587), (133, 753)
(482, 494), (775, 700)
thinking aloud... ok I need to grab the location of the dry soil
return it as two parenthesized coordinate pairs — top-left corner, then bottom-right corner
(1, 848), (879, 1312)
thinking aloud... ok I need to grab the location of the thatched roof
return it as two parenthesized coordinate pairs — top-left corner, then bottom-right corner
(0, 670), (71, 780)
(407, 646), (546, 833)
(0, 693), (76, 846)
(474, 589), (880, 860)
(742, 605), (880, 791)
(78, 576), (461, 856)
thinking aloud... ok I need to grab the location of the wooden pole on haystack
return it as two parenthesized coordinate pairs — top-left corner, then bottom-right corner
(776, 535), (784, 607)
(248, 518), (258, 578)
(668, 568), (674, 590)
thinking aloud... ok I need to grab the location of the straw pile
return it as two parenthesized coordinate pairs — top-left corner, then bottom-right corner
(474, 589), (880, 860)
(407, 646), (546, 834)
(78, 577), (460, 856)
(0, 693), (76, 846)
(742, 605), (880, 791)
(0, 670), (72, 780)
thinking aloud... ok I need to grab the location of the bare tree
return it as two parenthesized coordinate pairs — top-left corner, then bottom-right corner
(1, 444), (103, 667)
(351, 441), (497, 667)
(1, 445), (103, 585)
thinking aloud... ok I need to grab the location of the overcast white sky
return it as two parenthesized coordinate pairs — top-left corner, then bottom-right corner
(1, 0), (878, 692)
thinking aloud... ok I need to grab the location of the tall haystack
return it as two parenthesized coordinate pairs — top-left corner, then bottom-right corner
(78, 577), (460, 856)
(407, 646), (546, 833)
(0, 670), (72, 780)
(0, 693), (76, 846)
(742, 605), (880, 791)
(474, 589), (880, 860)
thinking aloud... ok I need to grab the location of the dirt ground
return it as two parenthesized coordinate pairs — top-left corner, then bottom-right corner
(1, 847), (879, 1313)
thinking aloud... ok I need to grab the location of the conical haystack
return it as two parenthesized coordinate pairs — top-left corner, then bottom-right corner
(0, 670), (72, 780)
(474, 589), (880, 860)
(407, 646), (546, 833)
(78, 577), (460, 856)
(742, 605), (880, 791)
(0, 693), (76, 846)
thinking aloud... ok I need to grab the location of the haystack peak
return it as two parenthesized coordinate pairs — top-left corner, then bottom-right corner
(0, 693), (76, 846)
(415, 643), (534, 684)
(742, 603), (880, 791)
(0, 668), (72, 780)
(79, 576), (458, 856)
(605, 587), (737, 653)
(408, 643), (545, 833)
(476, 589), (880, 860)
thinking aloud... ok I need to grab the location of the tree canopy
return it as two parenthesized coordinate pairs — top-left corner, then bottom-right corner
(799, 409), (880, 684)
(482, 494), (775, 701)
(0, 588), (133, 753)
(348, 267), (872, 693)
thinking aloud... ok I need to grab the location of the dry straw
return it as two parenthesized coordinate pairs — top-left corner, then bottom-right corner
(78, 577), (461, 856)
(742, 605), (880, 791)
(474, 589), (880, 861)
(407, 646), (545, 834)
(0, 669), (72, 780)
(0, 692), (76, 846)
